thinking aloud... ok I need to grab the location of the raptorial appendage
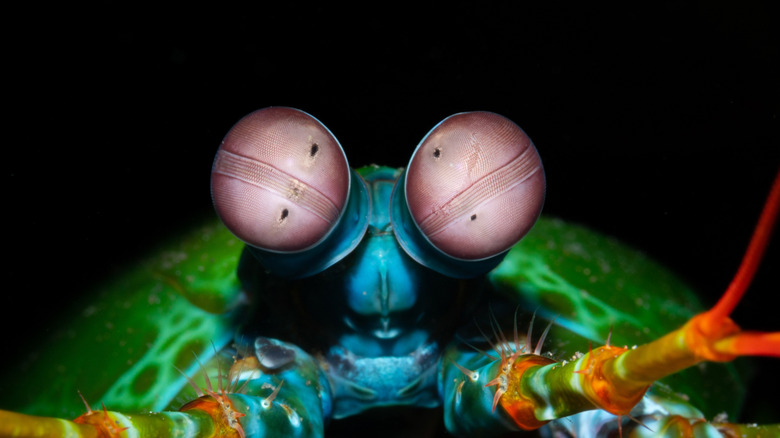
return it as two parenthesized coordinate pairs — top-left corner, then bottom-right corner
(0, 337), (332, 438)
(442, 171), (780, 437)
(443, 312), (780, 437)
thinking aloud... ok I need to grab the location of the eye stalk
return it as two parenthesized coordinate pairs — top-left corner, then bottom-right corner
(212, 107), (369, 278)
(392, 111), (545, 277)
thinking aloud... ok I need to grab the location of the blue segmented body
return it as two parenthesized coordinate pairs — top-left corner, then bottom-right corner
(0, 108), (777, 438)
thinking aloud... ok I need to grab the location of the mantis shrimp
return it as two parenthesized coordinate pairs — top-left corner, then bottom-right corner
(1, 107), (778, 437)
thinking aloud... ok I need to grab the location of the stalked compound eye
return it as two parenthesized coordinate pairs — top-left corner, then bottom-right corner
(211, 107), (350, 252)
(212, 108), (370, 279)
(405, 112), (545, 260)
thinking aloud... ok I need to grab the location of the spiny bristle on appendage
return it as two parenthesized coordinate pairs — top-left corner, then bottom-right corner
(73, 391), (129, 436)
(463, 309), (559, 413)
(175, 364), (205, 397)
(533, 315), (556, 356)
(261, 379), (285, 409)
(479, 309), (557, 363)
(231, 357), (254, 395)
(523, 310), (533, 354)
(214, 341), (254, 396)
(456, 334), (500, 362)
(626, 414), (652, 435)
(175, 350), (251, 400)
(77, 390), (92, 414)
(450, 359), (479, 381)
(485, 310), (555, 412)
(177, 351), (249, 438)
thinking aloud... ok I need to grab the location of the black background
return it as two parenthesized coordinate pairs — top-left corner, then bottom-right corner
(5, 2), (778, 433)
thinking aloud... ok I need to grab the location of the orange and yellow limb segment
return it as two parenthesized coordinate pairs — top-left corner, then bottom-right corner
(441, 170), (780, 436)
(0, 342), (310, 438)
(495, 172), (780, 430)
(499, 170), (780, 429)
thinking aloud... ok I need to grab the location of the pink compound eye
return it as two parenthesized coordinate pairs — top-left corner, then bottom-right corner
(211, 107), (350, 252)
(405, 112), (545, 260)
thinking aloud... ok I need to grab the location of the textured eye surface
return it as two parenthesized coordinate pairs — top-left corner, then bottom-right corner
(211, 107), (349, 252)
(405, 112), (545, 260)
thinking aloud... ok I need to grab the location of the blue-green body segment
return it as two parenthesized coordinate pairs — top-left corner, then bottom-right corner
(0, 165), (748, 436)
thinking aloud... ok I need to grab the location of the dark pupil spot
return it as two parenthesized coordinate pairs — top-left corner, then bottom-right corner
(433, 148), (441, 158)
(310, 143), (319, 157)
(470, 214), (477, 221)
(280, 209), (289, 221)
